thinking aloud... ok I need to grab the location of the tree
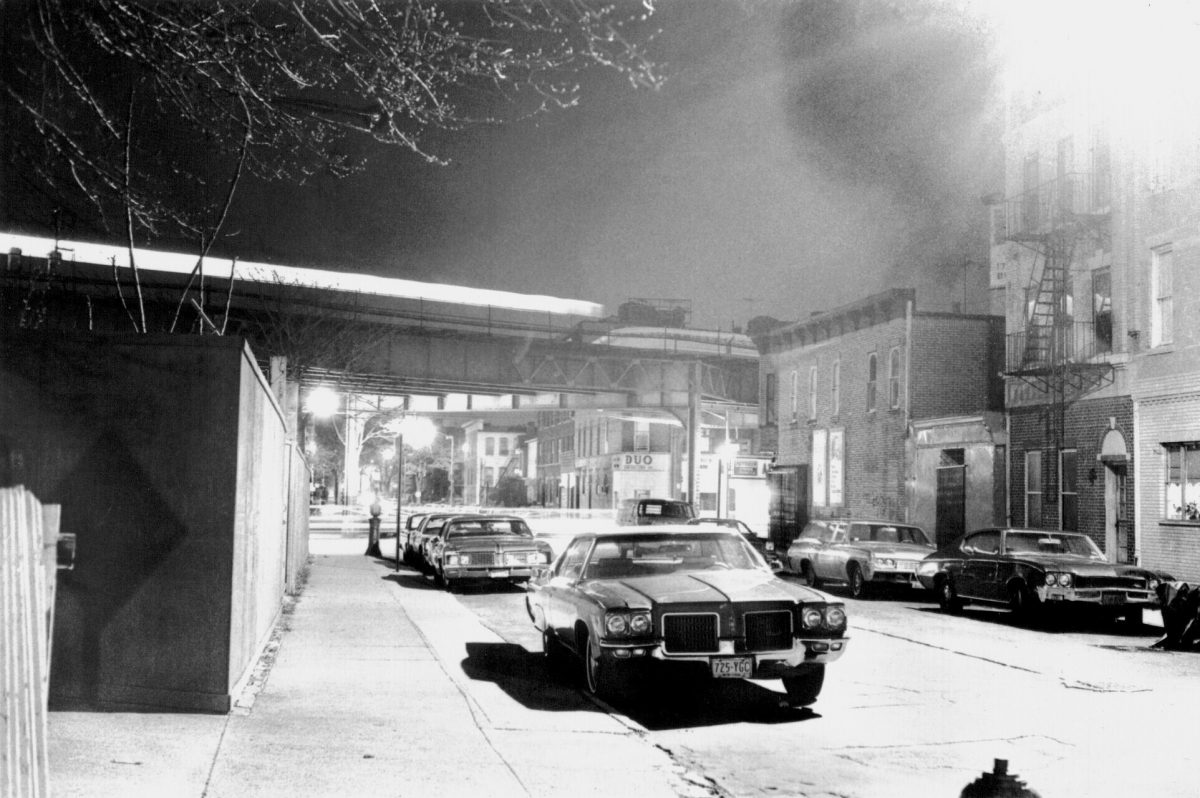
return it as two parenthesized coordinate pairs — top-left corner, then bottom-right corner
(2, 1), (662, 332)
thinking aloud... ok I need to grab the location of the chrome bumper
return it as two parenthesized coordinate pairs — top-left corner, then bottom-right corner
(598, 637), (849, 669)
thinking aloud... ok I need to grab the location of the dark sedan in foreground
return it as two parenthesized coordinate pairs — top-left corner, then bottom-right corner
(916, 528), (1171, 625)
(525, 526), (848, 708)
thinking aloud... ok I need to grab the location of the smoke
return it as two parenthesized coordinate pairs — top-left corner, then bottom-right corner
(778, 0), (1002, 311)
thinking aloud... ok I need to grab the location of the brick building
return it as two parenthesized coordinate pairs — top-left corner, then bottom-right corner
(989, 59), (1200, 577)
(754, 289), (1005, 549)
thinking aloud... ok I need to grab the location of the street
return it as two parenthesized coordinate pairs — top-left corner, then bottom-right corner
(452, 569), (1198, 798)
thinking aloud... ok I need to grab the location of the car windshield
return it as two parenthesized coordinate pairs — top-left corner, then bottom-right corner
(1003, 531), (1105, 559)
(641, 502), (693, 519)
(581, 532), (765, 579)
(847, 524), (930, 545)
(446, 519), (532, 539)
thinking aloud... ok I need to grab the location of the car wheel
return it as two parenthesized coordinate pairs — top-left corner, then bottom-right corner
(782, 665), (825, 708)
(847, 563), (869, 599)
(580, 628), (618, 698)
(543, 628), (568, 676)
(1008, 581), (1039, 622)
(937, 576), (962, 613)
(800, 562), (822, 588)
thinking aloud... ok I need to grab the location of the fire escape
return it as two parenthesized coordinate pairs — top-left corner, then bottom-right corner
(1002, 169), (1114, 451)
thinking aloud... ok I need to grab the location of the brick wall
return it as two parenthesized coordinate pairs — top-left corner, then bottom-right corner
(760, 305), (1002, 523)
(1136, 394), (1200, 581)
(1007, 397), (1134, 558)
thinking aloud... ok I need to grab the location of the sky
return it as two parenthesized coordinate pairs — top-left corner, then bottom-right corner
(4, 0), (1003, 330)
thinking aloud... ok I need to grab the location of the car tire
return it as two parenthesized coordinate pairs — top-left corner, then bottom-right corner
(800, 562), (822, 588)
(543, 628), (568, 676)
(847, 563), (869, 599)
(580, 628), (618, 698)
(1007, 581), (1039, 623)
(937, 576), (962, 613)
(782, 665), (825, 707)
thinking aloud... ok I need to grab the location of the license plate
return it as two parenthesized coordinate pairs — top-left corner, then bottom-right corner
(1102, 592), (1126, 605)
(710, 657), (753, 679)
(488, 570), (511, 578)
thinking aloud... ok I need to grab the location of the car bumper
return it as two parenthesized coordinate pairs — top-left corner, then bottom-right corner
(598, 637), (849, 673)
(1037, 586), (1159, 608)
(443, 566), (537, 581)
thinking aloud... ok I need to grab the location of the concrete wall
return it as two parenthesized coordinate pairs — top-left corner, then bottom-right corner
(0, 331), (291, 712)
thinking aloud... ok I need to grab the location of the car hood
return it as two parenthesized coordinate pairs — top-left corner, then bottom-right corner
(582, 569), (829, 607)
(1004, 554), (1162, 578)
(847, 542), (935, 558)
(444, 534), (545, 550)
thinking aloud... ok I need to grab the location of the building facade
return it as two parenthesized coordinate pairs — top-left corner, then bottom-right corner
(990, 67), (1200, 577)
(755, 289), (1006, 548)
(461, 422), (526, 506)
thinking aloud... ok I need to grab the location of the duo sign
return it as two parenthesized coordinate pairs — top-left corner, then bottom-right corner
(612, 453), (664, 471)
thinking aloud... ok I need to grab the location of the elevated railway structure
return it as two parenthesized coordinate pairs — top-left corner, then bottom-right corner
(2, 234), (760, 497)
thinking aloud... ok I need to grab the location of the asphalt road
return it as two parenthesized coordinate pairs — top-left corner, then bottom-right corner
(443, 575), (1198, 798)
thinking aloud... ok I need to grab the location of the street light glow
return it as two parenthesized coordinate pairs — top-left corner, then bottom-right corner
(305, 386), (340, 417)
(396, 416), (438, 449)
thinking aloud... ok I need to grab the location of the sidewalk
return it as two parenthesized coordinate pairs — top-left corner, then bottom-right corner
(47, 536), (700, 798)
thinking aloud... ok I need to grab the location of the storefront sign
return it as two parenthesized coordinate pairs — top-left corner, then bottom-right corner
(812, 429), (827, 508)
(828, 428), (844, 506)
(732, 459), (760, 477)
(612, 453), (665, 471)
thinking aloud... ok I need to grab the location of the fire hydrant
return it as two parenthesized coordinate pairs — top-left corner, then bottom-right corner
(960, 759), (1041, 798)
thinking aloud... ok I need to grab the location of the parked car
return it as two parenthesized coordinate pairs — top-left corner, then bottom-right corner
(398, 512), (428, 564)
(525, 525), (848, 708)
(686, 517), (783, 572)
(616, 498), (695, 526)
(915, 528), (1171, 625)
(426, 515), (553, 591)
(407, 512), (471, 571)
(785, 519), (935, 598)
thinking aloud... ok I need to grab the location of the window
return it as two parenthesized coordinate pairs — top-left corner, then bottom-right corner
(1060, 449), (1078, 531)
(765, 373), (777, 425)
(1151, 246), (1173, 346)
(485, 437), (495, 456)
(808, 366), (818, 420)
(498, 437), (510, 456)
(866, 353), (877, 412)
(790, 370), (799, 421)
(888, 348), (902, 409)
(1165, 443), (1200, 521)
(1025, 451), (1043, 528)
(634, 420), (650, 452)
(831, 360), (840, 417)
(1092, 269), (1112, 354)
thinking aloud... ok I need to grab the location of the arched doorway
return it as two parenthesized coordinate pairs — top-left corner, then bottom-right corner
(1099, 428), (1129, 563)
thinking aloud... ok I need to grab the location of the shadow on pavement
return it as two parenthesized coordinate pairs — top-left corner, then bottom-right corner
(382, 568), (441, 591)
(913, 604), (1161, 637)
(460, 642), (818, 731)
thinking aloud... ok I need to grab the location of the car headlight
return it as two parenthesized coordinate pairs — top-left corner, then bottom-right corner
(801, 608), (824, 630)
(876, 558), (896, 569)
(824, 605), (847, 630)
(1057, 573), (1072, 588)
(604, 611), (652, 637)
(446, 553), (461, 567)
(1044, 572), (1056, 586)
(1149, 578), (1161, 591)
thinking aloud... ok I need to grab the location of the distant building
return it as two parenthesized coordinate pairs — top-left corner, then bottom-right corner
(754, 289), (1006, 549)
(461, 422), (526, 506)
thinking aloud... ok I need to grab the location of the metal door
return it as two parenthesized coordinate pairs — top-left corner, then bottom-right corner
(936, 466), (966, 548)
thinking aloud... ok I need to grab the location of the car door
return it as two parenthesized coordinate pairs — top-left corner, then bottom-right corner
(814, 526), (847, 579)
(958, 530), (1001, 601)
(546, 537), (592, 648)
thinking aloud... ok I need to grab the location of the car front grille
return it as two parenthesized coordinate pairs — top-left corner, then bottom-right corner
(463, 551), (496, 567)
(662, 614), (719, 653)
(743, 611), (793, 651)
(1074, 575), (1146, 590)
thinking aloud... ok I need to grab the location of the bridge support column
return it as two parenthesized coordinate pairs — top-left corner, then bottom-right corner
(687, 363), (700, 505)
